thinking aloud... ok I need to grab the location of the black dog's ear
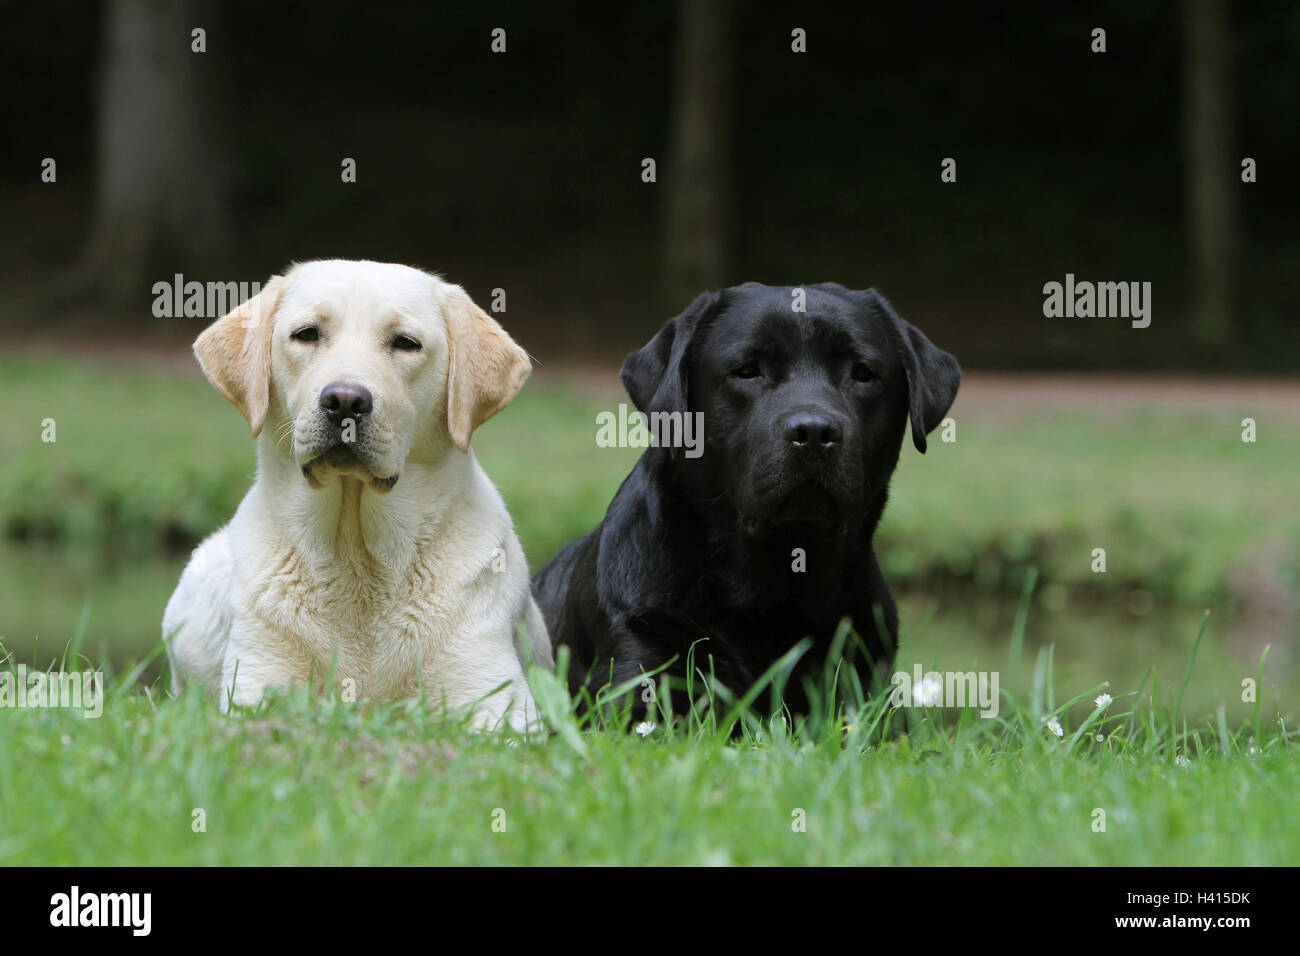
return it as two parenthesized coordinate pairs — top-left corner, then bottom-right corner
(865, 289), (961, 453)
(620, 290), (724, 414)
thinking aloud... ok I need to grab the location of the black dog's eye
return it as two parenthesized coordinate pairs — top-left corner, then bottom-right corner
(392, 334), (422, 352)
(850, 363), (877, 383)
(291, 326), (319, 343)
(731, 361), (762, 379)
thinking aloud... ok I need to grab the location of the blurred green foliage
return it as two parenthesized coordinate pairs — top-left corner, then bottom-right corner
(2, 358), (1295, 603)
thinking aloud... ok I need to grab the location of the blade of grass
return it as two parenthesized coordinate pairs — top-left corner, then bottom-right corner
(1173, 610), (1211, 727)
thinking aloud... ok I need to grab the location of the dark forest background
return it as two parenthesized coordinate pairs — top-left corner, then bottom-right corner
(1, 0), (1296, 370)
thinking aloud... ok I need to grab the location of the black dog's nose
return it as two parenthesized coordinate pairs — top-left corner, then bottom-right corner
(783, 412), (842, 449)
(319, 383), (373, 423)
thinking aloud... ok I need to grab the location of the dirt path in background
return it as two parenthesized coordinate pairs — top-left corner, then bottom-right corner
(936, 372), (1300, 423)
(6, 341), (1299, 422)
(531, 365), (1300, 423)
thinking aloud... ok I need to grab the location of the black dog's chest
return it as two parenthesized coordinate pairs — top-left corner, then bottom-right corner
(670, 606), (864, 715)
(679, 599), (849, 678)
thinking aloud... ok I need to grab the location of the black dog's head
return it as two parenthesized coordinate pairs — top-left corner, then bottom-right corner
(621, 282), (960, 538)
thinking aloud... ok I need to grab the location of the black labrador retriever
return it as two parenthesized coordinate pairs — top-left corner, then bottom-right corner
(532, 282), (960, 716)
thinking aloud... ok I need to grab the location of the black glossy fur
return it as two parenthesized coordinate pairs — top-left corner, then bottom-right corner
(532, 282), (961, 715)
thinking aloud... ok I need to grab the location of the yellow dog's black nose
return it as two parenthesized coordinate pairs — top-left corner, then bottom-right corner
(319, 382), (373, 424)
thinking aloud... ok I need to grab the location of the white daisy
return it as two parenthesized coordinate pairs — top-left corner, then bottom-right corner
(635, 721), (656, 737)
(1045, 717), (1064, 738)
(1095, 693), (1112, 709)
(913, 676), (943, 707)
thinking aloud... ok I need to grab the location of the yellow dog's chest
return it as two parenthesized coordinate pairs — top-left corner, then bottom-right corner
(245, 552), (454, 699)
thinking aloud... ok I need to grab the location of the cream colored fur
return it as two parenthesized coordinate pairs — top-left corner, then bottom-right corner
(163, 260), (551, 732)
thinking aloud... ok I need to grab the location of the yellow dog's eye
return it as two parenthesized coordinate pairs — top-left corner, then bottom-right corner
(392, 335), (422, 351)
(291, 326), (319, 343)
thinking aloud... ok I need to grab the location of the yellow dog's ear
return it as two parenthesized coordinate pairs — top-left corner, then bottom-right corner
(193, 276), (285, 437)
(441, 283), (531, 453)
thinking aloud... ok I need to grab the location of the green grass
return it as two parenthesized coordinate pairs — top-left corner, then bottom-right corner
(2, 356), (1298, 603)
(2, 596), (1295, 866)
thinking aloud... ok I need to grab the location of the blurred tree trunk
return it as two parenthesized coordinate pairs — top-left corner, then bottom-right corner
(80, 0), (230, 304)
(1183, 0), (1239, 350)
(664, 0), (732, 304)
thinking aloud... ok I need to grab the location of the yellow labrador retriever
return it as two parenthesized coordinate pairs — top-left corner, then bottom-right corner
(163, 260), (551, 731)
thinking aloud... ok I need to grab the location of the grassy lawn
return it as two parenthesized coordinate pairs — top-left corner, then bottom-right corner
(3, 622), (1295, 866)
(2, 357), (1297, 600)
(0, 355), (1297, 865)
